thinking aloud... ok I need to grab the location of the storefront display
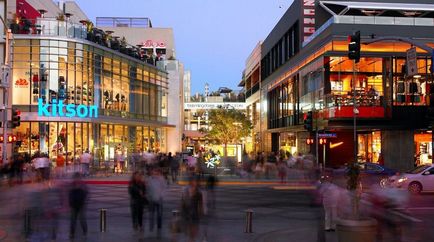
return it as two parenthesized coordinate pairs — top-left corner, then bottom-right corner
(414, 132), (433, 165)
(358, 131), (382, 163)
(12, 37), (169, 164)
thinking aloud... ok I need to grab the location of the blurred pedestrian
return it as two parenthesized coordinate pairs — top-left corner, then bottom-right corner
(80, 149), (92, 177)
(206, 174), (217, 209)
(68, 173), (88, 239)
(181, 176), (204, 242)
(319, 174), (341, 231)
(129, 171), (148, 231)
(147, 168), (167, 231)
(171, 152), (181, 183)
(40, 153), (51, 182)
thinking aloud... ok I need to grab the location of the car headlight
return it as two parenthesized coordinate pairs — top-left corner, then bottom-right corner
(397, 177), (408, 183)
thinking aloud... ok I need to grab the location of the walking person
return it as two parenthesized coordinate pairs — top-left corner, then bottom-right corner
(68, 173), (88, 239)
(181, 176), (205, 242)
(147, 168), (167, 232)
(170, 152), (181, 183)
(80, 149), (92, 177)
(129, 172), (148, 231)
(319, 174), (341, 231)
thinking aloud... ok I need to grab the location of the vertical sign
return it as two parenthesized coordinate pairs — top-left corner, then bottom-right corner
(303, 0), (316, 41)
(406, 47), (418, 76)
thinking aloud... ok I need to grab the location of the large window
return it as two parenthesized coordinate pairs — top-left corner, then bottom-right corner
(393, 57), (433, 106)
(326, 57), (384, 108)
(12, 39), (168, 120)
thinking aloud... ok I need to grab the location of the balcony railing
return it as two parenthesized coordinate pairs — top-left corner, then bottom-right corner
(10, 18), (165, 67)
(303, 15), (434, 47)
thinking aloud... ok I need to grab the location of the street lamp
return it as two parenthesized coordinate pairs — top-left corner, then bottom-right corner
(0, 15), (13, 163)
(233, 122), (242, 163)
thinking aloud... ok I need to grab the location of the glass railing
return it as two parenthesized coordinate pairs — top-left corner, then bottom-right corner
(303, 15), (434, 47)
(10, 18), (87, 39)
(10, 18), (165, 68)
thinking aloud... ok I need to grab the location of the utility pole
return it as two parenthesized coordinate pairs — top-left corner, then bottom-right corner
(348, 31), (361, 163)
(1, 14), (12, 163)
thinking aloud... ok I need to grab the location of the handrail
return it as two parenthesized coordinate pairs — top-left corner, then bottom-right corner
(9, 17), (167, 67)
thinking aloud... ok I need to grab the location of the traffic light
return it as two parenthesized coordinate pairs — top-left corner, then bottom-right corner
(306, 138), (314, 145)
(12, 109), (21, 128)
(303, 111), (313, 132)
(348, 31), (361, 63)
(319, 138), (327, 145)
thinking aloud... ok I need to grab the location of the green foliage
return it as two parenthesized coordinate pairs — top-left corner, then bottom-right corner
(203, 108), (252, 148)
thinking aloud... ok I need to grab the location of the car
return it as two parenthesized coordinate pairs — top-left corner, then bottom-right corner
(388, 165), (434, 194)
(333, 162), (397, 189)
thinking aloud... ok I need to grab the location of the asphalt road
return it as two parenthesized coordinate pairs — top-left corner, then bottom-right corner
(0, 180), (434, 242)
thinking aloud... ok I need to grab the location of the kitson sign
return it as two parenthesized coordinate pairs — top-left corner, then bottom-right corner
(38, 98), (98, 118)
(303, 0), (316, 41)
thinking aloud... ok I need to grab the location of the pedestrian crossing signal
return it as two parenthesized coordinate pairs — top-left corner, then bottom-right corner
(306, 138), (314, 145)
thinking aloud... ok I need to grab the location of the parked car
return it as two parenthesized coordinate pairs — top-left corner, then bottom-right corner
(388, 165), (434, 194)
(333, 162), (397, 189)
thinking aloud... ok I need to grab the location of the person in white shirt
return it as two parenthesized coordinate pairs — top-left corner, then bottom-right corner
(147, 168), (167, 231)
(80, 150), (92, 177)
(319, 175), (341, 231)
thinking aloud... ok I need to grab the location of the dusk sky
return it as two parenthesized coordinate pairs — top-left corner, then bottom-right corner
(75, 0), (293, 94)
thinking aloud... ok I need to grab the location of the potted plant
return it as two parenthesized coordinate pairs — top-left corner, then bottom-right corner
(336, 162), (377, 242)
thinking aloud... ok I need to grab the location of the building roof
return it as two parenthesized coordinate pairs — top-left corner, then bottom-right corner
(320, 1), (434, 15)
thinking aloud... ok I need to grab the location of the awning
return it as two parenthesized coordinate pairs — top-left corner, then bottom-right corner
(320, 1), (434, 15)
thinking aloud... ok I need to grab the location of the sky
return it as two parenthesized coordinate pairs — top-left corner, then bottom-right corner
(75, 0), (293, 94)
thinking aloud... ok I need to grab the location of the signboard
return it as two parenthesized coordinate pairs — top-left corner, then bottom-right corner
(141, 40), (166, 48)
(14, 78), (29, 88)
(184, 102), (246, 110)
(38, 98), (98, 118)
(318, 133), (337, 138)
(406, 47), (418, 76)
(302, 0), (316, 41)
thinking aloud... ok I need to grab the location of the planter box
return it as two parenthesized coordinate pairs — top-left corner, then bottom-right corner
(337, 218), (377, 242)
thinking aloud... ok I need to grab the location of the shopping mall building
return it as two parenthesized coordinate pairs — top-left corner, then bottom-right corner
(248, 0), (434, 170)
(2, 0), (177, 166)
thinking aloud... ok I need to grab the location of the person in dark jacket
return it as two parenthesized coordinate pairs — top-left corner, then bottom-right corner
(181, 177), (204, 242)
(129, 171), (147, 231)
(68, 173), (88, 239)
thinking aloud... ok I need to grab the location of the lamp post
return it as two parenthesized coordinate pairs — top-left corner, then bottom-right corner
(233, 122), (242, 163)
(0, 15), (13, 163)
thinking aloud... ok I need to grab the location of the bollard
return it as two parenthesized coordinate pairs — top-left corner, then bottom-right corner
(100, 209), (107, 232)
(171, 210), (181, 233)
(24, 209), (31, 237)
(245, 209), (253, 233)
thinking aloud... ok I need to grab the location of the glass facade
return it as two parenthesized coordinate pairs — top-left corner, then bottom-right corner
(12, 38), (169, 166)
(267, 54), (434, 129)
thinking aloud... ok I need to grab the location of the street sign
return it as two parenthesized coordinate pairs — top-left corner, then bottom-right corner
(318, 133), (337, 138)
(406, 47), (418, 76)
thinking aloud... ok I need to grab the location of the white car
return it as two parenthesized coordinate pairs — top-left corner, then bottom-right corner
(389, 165), (434, 194)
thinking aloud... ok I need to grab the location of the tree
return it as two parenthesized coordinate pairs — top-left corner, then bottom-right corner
(202, 108), (252, 157)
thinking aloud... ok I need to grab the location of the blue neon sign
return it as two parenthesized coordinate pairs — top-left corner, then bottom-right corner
(38, 98), (98, 118)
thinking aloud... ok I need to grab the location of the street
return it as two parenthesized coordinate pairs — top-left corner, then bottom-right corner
(1, 176), (434, 242)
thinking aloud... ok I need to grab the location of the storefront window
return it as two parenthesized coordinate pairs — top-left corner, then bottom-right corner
(358, 131), (382, 163)
(393, 57), (433, 106)
(67, 123), (75, 165)
(12, 38), (169, 162)
(327, 57), (383, 108)
(415, 131), (432, 165)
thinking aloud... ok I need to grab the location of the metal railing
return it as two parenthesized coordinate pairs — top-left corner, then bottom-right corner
(10, 18), (87, 39)
(303, 15), (434, 47)
(10, 18), (165, 68)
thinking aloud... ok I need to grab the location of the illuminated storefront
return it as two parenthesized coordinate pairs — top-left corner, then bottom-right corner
(12, 36), (169, 166)
(258, 0), (434, 170)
